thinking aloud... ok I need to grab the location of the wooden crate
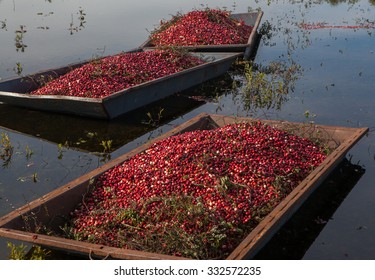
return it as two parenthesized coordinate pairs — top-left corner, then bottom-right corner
(0, 113), (368, 259)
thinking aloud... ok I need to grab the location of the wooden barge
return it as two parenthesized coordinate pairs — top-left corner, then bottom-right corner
(0, 52), (240, 120)
(0, 113), (368, 260)
(140, 11), (264, 60)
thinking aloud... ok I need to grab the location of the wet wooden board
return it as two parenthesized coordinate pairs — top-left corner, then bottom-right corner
(0, 52), (240, 119)
(140, 11), (264, 60)
(0, 113), (368, 259)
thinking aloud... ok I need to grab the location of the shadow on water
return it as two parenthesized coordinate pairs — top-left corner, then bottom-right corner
(0, 93), (203, 153)
(0, 96), (197, 153)
(0, 71), (236, 154)
(253, 158), (366, 260)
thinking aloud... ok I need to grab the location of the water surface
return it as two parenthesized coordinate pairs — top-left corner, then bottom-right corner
(0, 0), (374, 259)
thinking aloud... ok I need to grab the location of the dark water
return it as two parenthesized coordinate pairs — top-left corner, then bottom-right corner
(0, 0), (374, 259)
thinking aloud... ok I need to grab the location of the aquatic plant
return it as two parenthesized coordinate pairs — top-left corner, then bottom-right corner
(0, 132), (14, 168)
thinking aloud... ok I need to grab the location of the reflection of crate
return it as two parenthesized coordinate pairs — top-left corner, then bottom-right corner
(140, 12), (264, 60)
(0, 113), (368, 260)
(0, 52), (240, 119)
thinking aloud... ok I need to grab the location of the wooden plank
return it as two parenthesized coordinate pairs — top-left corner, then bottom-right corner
(0, 228), (188, 260)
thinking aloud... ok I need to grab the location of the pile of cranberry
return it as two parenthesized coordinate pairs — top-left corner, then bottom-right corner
(149, 9), (253, 46)
(29, 49), (204, 98)
(66, 121), (327, 259)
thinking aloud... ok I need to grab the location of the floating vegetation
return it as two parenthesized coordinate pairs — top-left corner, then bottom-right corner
(7, 242), (50, 260)
(299, 21), (375, 30)
(68, 7), (86, 34)
(0, 132), (14, 168)
(14, 62), (23, 76)
(15, 25), (27, 52)
(232, 60), (302, 114)
(1, 19), (6, 30)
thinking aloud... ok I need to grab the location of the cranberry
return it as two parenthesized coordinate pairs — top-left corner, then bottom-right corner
(63, 122), (327, 259)
(29, 49), (204, 98)
(149, 9), (253, 47)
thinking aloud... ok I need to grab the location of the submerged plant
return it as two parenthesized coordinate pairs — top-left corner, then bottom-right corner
(15, 25), (27, 52)
(100, 140), (113, 154)
(56, 141), (72, 160)
(232, 60), (301, 114)
(0, 132), (14, 168)
(25, 145), (34, 160)
(78, 7), (86, 28)
(14, 62), (23, 76)
(17, 173), (39, 183)
(7, 242), (50, 260)
(146, 107), (165, 127)
(1, 19), (7, 30)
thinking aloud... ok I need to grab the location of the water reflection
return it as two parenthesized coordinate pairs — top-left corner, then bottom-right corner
(0, 92), (203, 153)
(231, 59), (301, 115)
